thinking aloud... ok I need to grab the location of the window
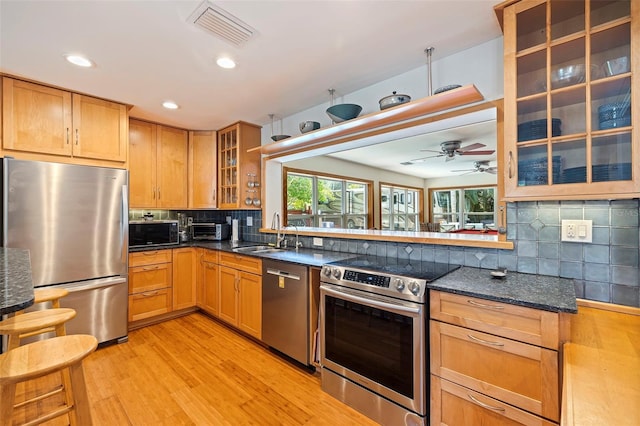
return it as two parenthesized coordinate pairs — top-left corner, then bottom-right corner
(430, 186), (496, 231)
(285, 168), (372, 229)
(380, 183), (423, 231)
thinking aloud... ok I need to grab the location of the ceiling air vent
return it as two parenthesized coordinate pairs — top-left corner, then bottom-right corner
(188, 1), (257, 47)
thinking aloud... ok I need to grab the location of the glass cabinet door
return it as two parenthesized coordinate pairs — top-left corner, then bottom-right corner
(504, 0), (637, 199)
(219, 126), (238, 207)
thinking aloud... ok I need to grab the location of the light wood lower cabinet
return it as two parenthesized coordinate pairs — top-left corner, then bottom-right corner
(196, 248), (220, 317)
(172, 248), (197, 311)
(430, 291), (566, 424)
(431, 376), (556, 426)
(128, 250), (172, 322)
(218, 252), (262, 340)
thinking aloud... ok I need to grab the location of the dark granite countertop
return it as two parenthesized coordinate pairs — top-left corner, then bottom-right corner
(1, 248), (35, 315)
(129, 241), (357, 267)
(428, 266), (577, 313)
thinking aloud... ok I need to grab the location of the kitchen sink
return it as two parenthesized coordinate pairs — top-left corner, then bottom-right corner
(232, 245), (283, 254)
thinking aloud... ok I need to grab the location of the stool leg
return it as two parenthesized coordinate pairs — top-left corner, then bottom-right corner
(0, 382), (17, 426)
(68, 362), (92, 426)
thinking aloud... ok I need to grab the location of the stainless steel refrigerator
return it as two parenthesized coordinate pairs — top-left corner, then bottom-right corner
(2, 158), (128, 347)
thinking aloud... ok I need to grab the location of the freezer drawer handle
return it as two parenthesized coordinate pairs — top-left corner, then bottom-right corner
(266, 268), (300, 280)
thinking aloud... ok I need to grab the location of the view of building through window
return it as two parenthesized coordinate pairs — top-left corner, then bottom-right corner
(380, 184), (423, 231)
(430, 186), (496, 231)
(285, 169), (371, 229)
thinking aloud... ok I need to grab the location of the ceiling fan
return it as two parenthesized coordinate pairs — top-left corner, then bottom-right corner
(413, 140), (495, 162)
(451, 160), (497, 175)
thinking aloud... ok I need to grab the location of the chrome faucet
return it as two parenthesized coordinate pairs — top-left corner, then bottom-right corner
(271, 212), (286, 248)
(287, 224), (302, 250)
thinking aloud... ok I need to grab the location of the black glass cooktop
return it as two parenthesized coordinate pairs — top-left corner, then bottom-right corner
(327, 256), (460, 282)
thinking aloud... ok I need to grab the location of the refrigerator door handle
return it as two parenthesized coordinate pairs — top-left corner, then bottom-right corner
(59, 276), (127, 293)
(121, 185), (128, 264)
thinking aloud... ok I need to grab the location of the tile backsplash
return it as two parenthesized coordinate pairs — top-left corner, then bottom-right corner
(129, 199), (640, 308)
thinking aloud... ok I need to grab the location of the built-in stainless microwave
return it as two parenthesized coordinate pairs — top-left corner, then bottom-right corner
(129, 220), (179, 248)
(191, 223), (230, 241)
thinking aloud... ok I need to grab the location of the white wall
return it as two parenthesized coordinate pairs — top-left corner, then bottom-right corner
(263, 37), (504, 222)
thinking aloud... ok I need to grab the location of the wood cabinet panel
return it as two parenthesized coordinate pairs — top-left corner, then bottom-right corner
(172, 248), (196, 311)
(430, 291), (560, 349)
(238, 271), (262, 339)
(157, 125), (188, 208)
(129, 250), (171, 267)
(201, 260), (219, 317)
(219, 252), (262, 275)
(431, 320), (559, 421)
(218, 265), (239, 325)
(2, 77), (128, 166)
(128, 289), (172, 322)
(129, 119), (187, 209)
(71, 94), (127, 162)
(129, 120), (157, 207)
(129, 263), (172, 294)
(431, 376), (556, 426)
(2, 78), (72, 156)
(189, 130), (217, 208)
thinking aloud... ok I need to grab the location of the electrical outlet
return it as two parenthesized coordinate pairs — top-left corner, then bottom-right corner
(561, 220), (592, 243)
(313, 237), (323, 247)
(247, 216), (253, 227)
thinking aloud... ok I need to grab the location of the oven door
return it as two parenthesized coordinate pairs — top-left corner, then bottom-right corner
(320, 282), (427, 416)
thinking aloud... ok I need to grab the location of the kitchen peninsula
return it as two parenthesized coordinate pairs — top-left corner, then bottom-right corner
(0, 248), (34, 315)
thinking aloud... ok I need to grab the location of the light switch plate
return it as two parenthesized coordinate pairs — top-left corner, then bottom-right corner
(561, 219), (592, 243)
(247, 216), (253, 227)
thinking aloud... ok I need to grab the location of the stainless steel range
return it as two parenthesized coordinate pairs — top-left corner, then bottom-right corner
(319, 257), (459, 426)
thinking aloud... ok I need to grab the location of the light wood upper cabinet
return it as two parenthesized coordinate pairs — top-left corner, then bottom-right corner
(189, 130), (217, 209)
(217, 121), (262, 209)
(2, 77), (127, 166)
(129, 119), (188, 209)
(172, 247), (197, 311)
(499, 0), (639, 200)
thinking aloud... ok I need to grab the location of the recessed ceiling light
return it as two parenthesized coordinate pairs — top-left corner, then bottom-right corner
(64, 54), (95, 68)
(162, 101), (179, 110)
(216, 57), (236, 69)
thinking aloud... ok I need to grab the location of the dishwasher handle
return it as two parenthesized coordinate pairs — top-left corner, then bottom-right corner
(266, 268), (301, 280)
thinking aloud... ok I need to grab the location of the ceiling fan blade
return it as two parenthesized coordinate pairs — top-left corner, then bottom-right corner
(459, 150), (495, 156)
(450, 168), (474, 172)
(419, 148), (444, 153)
(486, 168), (498, 174)
(457, 142), (486, 152)
(408, 153), (444, 162)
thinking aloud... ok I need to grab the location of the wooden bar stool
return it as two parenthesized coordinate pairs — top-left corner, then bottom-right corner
(0, 308), (76, 351)
(32, 287), (69, 309)
(0, 334), (97, 426)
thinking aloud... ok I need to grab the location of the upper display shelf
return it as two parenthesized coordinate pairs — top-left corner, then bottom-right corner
(250, 84), (484, 158)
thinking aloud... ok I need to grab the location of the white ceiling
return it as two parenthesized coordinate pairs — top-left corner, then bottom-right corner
(0, 0), (503, 132)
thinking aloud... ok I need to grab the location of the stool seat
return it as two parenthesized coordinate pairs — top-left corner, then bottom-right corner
(0, 308), (76, 335)
(0, 308), (76, 351)
(0, 335), (97, 426)
(33, 288), (69, 306)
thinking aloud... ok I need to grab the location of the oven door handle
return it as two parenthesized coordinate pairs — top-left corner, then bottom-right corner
(321, 285), (421, 316)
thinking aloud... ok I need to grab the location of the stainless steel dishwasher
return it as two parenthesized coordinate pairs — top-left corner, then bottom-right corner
(262, 259), (309, 365)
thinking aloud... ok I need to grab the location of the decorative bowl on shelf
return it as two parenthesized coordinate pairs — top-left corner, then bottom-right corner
(326, 103), (362, 123)
(271, 134), (290, 142)
(299, 121), (321, 133)
(551, 64), (587, 88)
(603, 56), (629, 77)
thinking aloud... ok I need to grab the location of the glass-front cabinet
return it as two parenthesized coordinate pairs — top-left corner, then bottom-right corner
(217, 121), (262, 209)
(501, 0), (638, 199)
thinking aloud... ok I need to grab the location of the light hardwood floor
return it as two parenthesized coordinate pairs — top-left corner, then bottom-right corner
(11, 312), (378, 425)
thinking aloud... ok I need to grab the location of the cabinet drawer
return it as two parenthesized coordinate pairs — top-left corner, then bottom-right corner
(219, 251), (262, 274)
(128, 288), (172, 322)
(430, 321), (559, 422)
(129, 250), (172, 267)
(430, 291), (560, 349)
(202, 249), (219, 264)
(129, 263), (172, 293)
(431, 376), (556, 426)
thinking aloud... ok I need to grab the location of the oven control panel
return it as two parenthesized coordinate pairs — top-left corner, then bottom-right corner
(343, 270), (390, 288)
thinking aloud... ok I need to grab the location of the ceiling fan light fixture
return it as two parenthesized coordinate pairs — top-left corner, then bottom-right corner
(64, 54), (94, 68)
